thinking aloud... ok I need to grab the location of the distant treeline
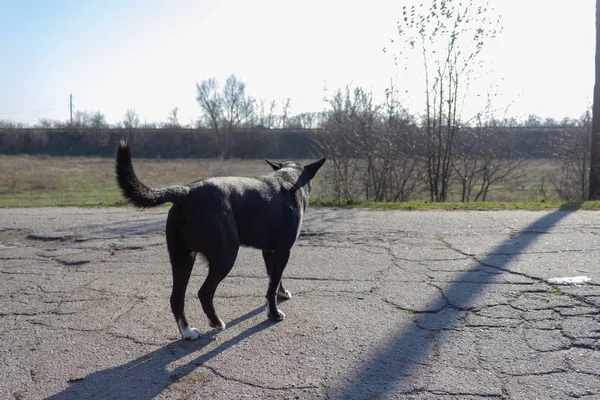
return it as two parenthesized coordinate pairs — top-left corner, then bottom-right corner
(0, 125), (581, 159)
(0, 127), (317, 159)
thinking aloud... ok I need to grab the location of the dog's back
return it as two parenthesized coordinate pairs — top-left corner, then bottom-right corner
(177, 170), (307, 250)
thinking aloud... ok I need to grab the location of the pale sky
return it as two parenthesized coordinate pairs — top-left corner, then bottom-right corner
(0, 0), (595, 126)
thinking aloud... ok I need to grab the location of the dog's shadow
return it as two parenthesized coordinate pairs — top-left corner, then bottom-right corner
(47, 305), (274, 400)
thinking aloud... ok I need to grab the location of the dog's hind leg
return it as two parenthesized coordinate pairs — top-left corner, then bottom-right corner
(199, 245), (239, 331)
(262, 250), (292, 300)
(167, 207), (199, 340)
(171, 252), (198, 340)
(265, 248), (290, 321)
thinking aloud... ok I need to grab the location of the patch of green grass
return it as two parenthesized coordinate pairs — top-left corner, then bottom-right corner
(435, 236), (452, 248)
(0, 189), (126, 207)
(4, 191), (600, 210)
(310, 199), (600, 211)
(547, 288), (563, 296)
(547, 287), (588, 303)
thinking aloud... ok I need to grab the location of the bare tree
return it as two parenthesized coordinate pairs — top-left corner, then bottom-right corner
(266, 100), (277, 128)
(90, 111), (107, 152)
(221, 75), (253, 143)
(123, 109), (140, 130)
(590, 0), (600, 199)
(123, 109), (140, 145)
(165, 107), (181, 128)
(281, 98), (291, 128)
(240, 97), (256, 128)
(72, 110), (92, 128)
(452, 126), (481, 202)
(395, 0), (501, 202)
(196, 75), (256, 157)
(451, 93), (526, 202)
(0, 120), (23, 154)
(196, 78), (223, 152)
(553, 111), (591, 201)
(470, 129), (525, 202)
(287, 112), (316, 129)
(34, 118), (68, 128)
(256, 99), (278, 128)
(36, 119), (54, 128)
(314, 85), (423, 202)
(90, 111), (106, 127)
(345, 88), (380, 200)
(142, 120), (158, 129)
(380, 84), (424, 201)
(257, 98), (267, 127)
(314, 88), (370, 201)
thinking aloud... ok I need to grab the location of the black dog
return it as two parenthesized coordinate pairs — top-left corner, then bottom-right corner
(115, 141), (325, 340)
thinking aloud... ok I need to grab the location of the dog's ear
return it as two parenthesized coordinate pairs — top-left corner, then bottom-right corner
(304, 158), (326, 179)
(265, 159), (282, 171)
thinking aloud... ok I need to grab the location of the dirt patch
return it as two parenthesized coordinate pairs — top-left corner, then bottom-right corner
(0, 229), (30, 247)
(0, 229), (73, 248)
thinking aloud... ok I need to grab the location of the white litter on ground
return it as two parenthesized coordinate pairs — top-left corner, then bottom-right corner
(547, 276), (591, 285)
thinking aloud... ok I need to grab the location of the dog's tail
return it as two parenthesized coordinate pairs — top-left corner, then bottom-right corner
(115, 141), (189, 208)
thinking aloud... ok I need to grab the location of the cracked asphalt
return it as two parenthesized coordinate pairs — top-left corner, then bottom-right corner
(1, 207), (599, 399)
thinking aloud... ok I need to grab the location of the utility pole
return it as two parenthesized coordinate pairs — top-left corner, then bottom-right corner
(590, 0), (600, 199)
(69, 94), (73, 126)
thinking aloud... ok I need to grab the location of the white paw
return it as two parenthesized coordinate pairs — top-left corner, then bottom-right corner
(181, 327), (201, 340)
(266, 300), (286, 321)
(178, 318), (201, 340)
(277, 289), (292, 300)
(209, 319), (226, 330)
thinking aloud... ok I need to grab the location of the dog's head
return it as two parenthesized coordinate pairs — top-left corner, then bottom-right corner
(265, 158), (326, 178)
(265, 158), (326, 193)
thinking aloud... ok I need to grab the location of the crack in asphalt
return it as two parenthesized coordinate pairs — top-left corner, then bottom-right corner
(200, 365), (320, 392)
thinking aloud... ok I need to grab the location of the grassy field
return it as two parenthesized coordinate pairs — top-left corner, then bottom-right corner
(313, 199), (600, 211)
(0, 155), (282, 207)
(1, 154), (599, 210)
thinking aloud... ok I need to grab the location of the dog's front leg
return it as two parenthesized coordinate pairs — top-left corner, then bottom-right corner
(265, 248), (290, 321)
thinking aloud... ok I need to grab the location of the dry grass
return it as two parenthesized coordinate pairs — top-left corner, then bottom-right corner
(0, 155), (328, 207)
(0, 155), (577, 208)
(316, 158), (568, 203)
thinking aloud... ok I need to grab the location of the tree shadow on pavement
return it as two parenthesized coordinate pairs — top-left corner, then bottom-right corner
(47, 305), (272, 400)
(331, 208), (580, 399)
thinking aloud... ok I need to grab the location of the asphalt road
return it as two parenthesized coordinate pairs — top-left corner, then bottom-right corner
(1, 207), (599, 399)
